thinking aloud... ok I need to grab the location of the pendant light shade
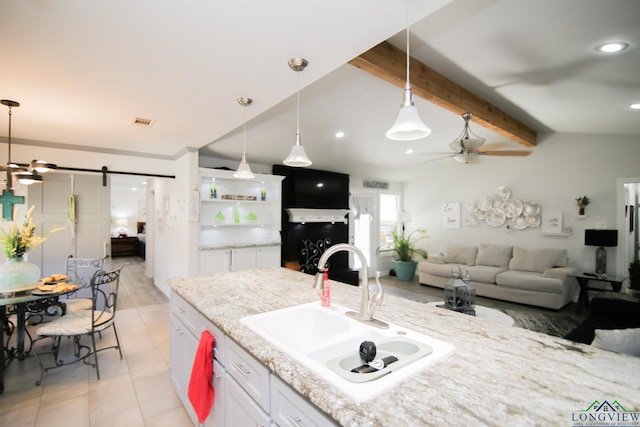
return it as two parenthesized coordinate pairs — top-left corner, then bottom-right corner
(386, 1), (431, 141)
(283, 57), (312, 167)
(233, 97), (255, 179)
(283, 131), (312, 167)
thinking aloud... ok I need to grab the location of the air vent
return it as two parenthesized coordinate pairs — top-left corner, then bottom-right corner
(131, 117), (155, 127)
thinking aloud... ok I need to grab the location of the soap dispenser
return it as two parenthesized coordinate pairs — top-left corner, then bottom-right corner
(321, 268), (331, 307)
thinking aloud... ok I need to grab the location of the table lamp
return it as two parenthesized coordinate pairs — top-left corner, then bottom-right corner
(584, 229), (618, 276)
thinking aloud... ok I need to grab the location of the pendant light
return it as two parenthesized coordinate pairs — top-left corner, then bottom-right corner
(283, 57), (312, 167)
(1, 99), (55, 189)
(385, 0), (431, 141)
(233, 97), (255, 179)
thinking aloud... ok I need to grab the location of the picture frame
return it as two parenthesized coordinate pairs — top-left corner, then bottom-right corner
(541, 212), (563, 234)
(443, 202), (461, 228)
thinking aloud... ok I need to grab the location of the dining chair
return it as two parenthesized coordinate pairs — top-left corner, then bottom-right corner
(33, 266), (124, 385)
(63, 256), (107, 313)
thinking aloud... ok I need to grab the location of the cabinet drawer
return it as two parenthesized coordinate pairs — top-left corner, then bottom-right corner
(198, 313), (226, 366)
(272, 375), (337, 427)
(226, 339), (270, 413)
(170, 292), (199, 337)
(226, 374), (271, 427)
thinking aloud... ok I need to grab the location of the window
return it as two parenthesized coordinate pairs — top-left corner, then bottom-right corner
(378, 193), (400, 252)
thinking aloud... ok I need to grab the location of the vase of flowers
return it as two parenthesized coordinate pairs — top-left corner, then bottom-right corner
(0, 206), (63, 293)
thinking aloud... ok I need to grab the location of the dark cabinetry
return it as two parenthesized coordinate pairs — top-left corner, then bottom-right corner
(111, 236), (138, 257)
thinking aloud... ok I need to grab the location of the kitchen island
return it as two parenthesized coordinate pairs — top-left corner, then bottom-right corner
(168, 267), (640, 426)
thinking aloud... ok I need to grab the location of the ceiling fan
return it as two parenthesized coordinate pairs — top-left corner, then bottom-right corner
(439, 112), (532, 163)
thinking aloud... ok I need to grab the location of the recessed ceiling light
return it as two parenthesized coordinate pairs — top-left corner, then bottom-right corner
(405, 149), (414, 154)
(630, 103), (640, 110)
(595, 42), (629, 53)
(335, 131), (345, 138)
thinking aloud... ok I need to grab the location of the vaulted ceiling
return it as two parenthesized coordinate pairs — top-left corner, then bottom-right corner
(1, 0), (639, 182)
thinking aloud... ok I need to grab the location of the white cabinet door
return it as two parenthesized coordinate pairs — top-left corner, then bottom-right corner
(199, 249), (231, 274)
(272, 376), (336, 427)
(225, 375), (271, 427)
(256, 245), (280, 268)
(205, 359), (225, 427)
(170, 313), (200, 425)
(231, 248), (257, 271)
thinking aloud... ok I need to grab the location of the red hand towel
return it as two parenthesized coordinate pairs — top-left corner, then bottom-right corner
(188, 330), (215, 423)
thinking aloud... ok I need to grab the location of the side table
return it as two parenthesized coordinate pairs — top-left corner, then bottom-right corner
(569, 272), (627, 314)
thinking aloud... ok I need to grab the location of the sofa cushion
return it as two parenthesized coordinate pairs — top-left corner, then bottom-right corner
(591, 328), (640, 356)
(475, 244), (512, 269)
(496, 271), (564, 293)
(421, 262), (505, 284)
(467, 265), (506, 283)
(443, 245), (477, 266)
(509, 247), (567, 273)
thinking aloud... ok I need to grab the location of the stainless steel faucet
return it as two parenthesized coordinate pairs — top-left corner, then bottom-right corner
(312, 243), (387, 328)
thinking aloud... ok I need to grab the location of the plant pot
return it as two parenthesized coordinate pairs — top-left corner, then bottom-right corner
(284, 260), (301, 271)
(392, 260), (418, 281)
(0, 256), (41, 293)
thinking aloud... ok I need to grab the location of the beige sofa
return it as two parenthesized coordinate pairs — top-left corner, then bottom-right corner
(418, 244), (578, 310)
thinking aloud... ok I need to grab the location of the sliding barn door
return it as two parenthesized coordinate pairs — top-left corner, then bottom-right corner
(28, 173), (111, 277)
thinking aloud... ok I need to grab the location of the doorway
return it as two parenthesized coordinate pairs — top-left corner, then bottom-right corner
(617, 177), (640, 279)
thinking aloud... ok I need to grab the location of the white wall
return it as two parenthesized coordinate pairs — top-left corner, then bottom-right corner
(150, 148), (199, 295)
(402, 132), (640, 276)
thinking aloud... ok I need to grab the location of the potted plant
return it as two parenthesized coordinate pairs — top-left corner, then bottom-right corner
(628, 257), (640, 298)
(575, 195), (590, 215)
(390, 228), (429, 280)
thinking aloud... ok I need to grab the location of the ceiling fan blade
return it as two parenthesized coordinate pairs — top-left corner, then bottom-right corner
(476, 143), (513, 152)
(420, 154), (455, 163)
(480, 150), (531, 157)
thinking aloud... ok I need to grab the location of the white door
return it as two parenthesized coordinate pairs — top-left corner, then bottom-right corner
(29, 173), (111, 276)
(350, 192), (375, 271)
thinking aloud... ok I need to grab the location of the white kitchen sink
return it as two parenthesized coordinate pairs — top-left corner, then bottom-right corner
(240, 302), (454, 402)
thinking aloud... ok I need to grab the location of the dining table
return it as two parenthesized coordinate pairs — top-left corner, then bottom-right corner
(0, 286), (73, 394)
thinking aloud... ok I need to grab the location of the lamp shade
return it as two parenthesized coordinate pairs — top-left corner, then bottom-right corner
(283, 132), (312, 167)
(386, 88), (431, 141)
(233, 153), (255, 179)
(584, 229), (618, 247)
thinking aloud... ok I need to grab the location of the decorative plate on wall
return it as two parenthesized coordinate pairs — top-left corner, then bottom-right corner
(503, 198), (524, 218)
(524, 201), (541, 216)
(494, 186), (511, 200)
(478, 197), (493, 211)
(512, 215), (528, 230)
(526, 215), (541, 228)
(486, 209), (506, 227)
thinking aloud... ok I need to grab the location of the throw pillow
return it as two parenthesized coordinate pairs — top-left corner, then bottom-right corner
(443, 245), (478, 266)
(591, 328), (640, 357)
(509, 247), (567, 273)
(475, 244), (512, 269)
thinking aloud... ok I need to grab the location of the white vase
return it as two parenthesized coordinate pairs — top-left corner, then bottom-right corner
(0, 256), (41, 293)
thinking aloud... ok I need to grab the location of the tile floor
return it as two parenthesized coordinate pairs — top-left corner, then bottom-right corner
(0, 258), (191, 427)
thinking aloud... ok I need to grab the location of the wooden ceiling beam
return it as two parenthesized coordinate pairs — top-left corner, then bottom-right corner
(349, 41), (536, 147)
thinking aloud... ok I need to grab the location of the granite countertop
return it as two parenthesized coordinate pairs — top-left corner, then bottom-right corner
(168, 267), (640, 426)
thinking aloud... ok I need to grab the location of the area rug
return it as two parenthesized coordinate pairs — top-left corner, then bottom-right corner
(504, 309), (583, 338)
